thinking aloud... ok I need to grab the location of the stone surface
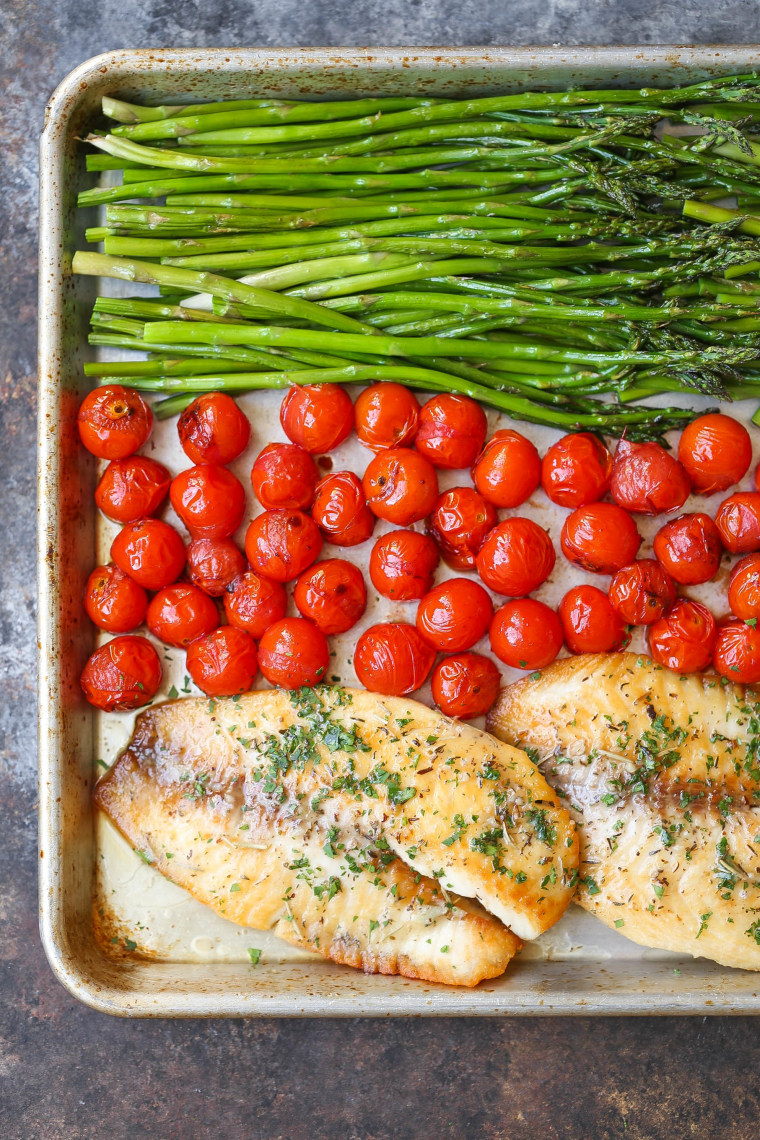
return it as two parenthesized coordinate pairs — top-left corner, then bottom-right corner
(3, 4), (760, 1138)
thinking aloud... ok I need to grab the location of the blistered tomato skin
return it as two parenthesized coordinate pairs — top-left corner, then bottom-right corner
(415, 394), (487, 469)
(111, 518), (186, 591)
(559, 585), (630, 655)
(258, 617), (330, 689)
(147, 583), (219, 647)
(431, 653), (501, 719)
(427, 487), (496, 570)
(294, 559), (367, 635)
(652, 513), (723, 585)
(715, 492), (760, 553)
(84, 564), (148, 633)
(369, 531), (439, 601)
(476, 517), (555, 597)
(728, 554), (760, 620)
(540, 432), (612, 508)
(363, 448), (439, 525)
(244, 509), (323, 582)
(95, 456), (171, 524)
(170, 464), (246, 540)
(80, 636), (162, 711)
(186, 626), (258, 696)
(251, 442), (318, 511)
(280, 384), (354, 454)
(354, 383), (420, 451)
(678, 413), (752, 495)
(561, 503), (641, 575)
(608, 560), (675, 626)
(185, 537), (246, 597)
(223, 570), (288, 638)
(489, 599), (563, 671)
(610, 440), (691, 515)
(472, 429), (541, 509)
(178, 393), (250, 465)
(312, 471), (375, 546)
(416, 578), (493, 653)
(648, 598), (717, 673)
(354, 623), (436, 696)
(714, 618), (760, 683)
(78, 386), (152, 460)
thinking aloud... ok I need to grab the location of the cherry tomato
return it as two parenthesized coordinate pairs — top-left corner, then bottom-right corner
(111, 518), (186, 591)
(678, 413), (752, 495)
(489, 599), (563, 671)
(363, 447), (439, 525)
(169, 464), (246, 540)
(223, 570), (288, 638)
(369, 531), (439, 601)
(610, 439), (691, 515)
(431, 653), (501, 719)
(80, 635), (161, 711)
(728, 554), (760, 620)
(258, 617), (330, 688)
(354, 382), (420, 450)
(648, 598), (716, 673)
(251, 442), (318, 511)
(559, 585), (630, 654)
(472, 429), (541, 508)
(280, 384), (353, 454)
(715, 492), (760, 553)
(354, 622), (436, 696)
(415, 394), (487, 469)
(608, 560), (675, 626)
(147, 583), (219, 647)
(416, 578), (493, 652)
(476, 517), (555, 597)
(294, 559), (367, 635)
(652, 513), (723, 585)
(561, 503), (641, 575)
(185, 537), (246, 597)
(312, 471), (375, 546)
(178, 392), (250, 465)
(77, 385), (152, 460)
(186, 626), (258, 696)
(714, 618), (760, 683)
(94, 456), (171, 523)
(427, 487), (496, 570)
(540, 432), (612, 508)
(244, 509), (323, 582)
(84, 564), (148, 633)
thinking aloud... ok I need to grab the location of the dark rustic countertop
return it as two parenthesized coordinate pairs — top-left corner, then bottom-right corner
(4, 3), (760, 1137)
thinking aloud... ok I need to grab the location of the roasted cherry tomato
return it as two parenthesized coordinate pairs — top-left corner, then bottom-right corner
(251, 442), (318, 511)
(608, 560), (675, 626)
(223, 570), (288, 638)
(354, 622), (436, 696)
(648, 598), (716, 673)
(678, 413), (752, 495)
(280, 384), (353, 454)
(169, 464), (246, 540)
(416, 578), (493, 653)
(354, 382), (420, 451)
(427, 487), (496, 570)
(652, 512), (723, 585)
(77, 385), (152, 460)
(80, 635), (161, 711)
(714, 618), (760, 683)
(84, 564), (148, 633)
(369, 531), (439, 601)
(258, 617), (330, 688)
(294, 559), (367, 635)
(185, 537), (246, 597)
(414, 393), (487, 470)
(111, 518), (186, 591)
(431, 653), (501, 719)
(560, 503), (641, 575)
(476, 517), (555, 597)
(610, 439), (691, 515)
(489, 599), (563, 671)
(94, 456), (171, 524)
(146, 583), (219, 647)
(363, 447), (439, 525)
(186, 626), (258, 696)
(244, 509), (322, 582)
(715, 492), (760, 553)
(728, 554), (760, 620)
(312, 471), (375, 546)
(472, 429), (541, 509)
(540, 432), (612, 508)
(559, 585), (630, 654)
(178, 392), (250, 465)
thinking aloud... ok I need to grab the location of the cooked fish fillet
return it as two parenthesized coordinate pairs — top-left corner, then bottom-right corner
(488, 653), (760, 971)
(95, 686), (578, 985)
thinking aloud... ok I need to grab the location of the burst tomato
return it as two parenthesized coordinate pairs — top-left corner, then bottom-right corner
(608, 560), (675, 626)
(185, 537), (246, 597)
(652, 512), (723, 585)
(431, 653), (501, 719)
(427, 487), (496, 570)
(258, 617), (330, 688)
(558, 585), (630, 655)
(715, 492), (760, 553)
(560, 503), (641, 575)
(472, 429), (541, 508)
(147, 583), (219, 647)
(728, 554), (760, 620)
(369, 531), (439, 601)
(648, 598), (716, 673)
(169, 464), (246, 540)
(244, 509), (322, 582)
(294, 559), (367, 635)
(415, 393), (487, 469)
(177, 392), (250, 465)
(78, 385), (152, 460)
(312, 471), (375, 546)
(363, 447), (439, 525)
(610, 439), (691, 515)
(223, 570), (288, 638)
(678, 413), (752, 495)
(84, 564), (148, 633)
(111, 518), (186, 591)
(354, 382), (420, 450)
(186, 626), (258, 696)
(416, 578), (493, 653)
(714, 618), (760, 683)
(489, 599), (563, 671)
(80, 635), (161, 711)
(94, 456), (171, 524)
(354, 622), (436, 696)
(540, 432), (613, 508)
(250, 442), (318, 511)
(280, 384), (353, 454)
(476, 517), (555, 597)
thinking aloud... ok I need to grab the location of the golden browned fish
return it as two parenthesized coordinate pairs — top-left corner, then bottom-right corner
(488, 653), (760, 971)
(95, 686), (578, 986)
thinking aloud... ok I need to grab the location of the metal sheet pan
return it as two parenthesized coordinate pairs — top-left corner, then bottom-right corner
(38, 45), (760, 1016)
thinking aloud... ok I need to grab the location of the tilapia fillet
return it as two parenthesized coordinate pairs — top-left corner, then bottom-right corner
(488, 653), (760, 971)
(95, 686), (578, 987)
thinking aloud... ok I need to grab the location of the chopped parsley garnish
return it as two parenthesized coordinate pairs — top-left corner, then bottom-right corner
(247, 947), (262, 966)
(526, 808), (557, 847)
